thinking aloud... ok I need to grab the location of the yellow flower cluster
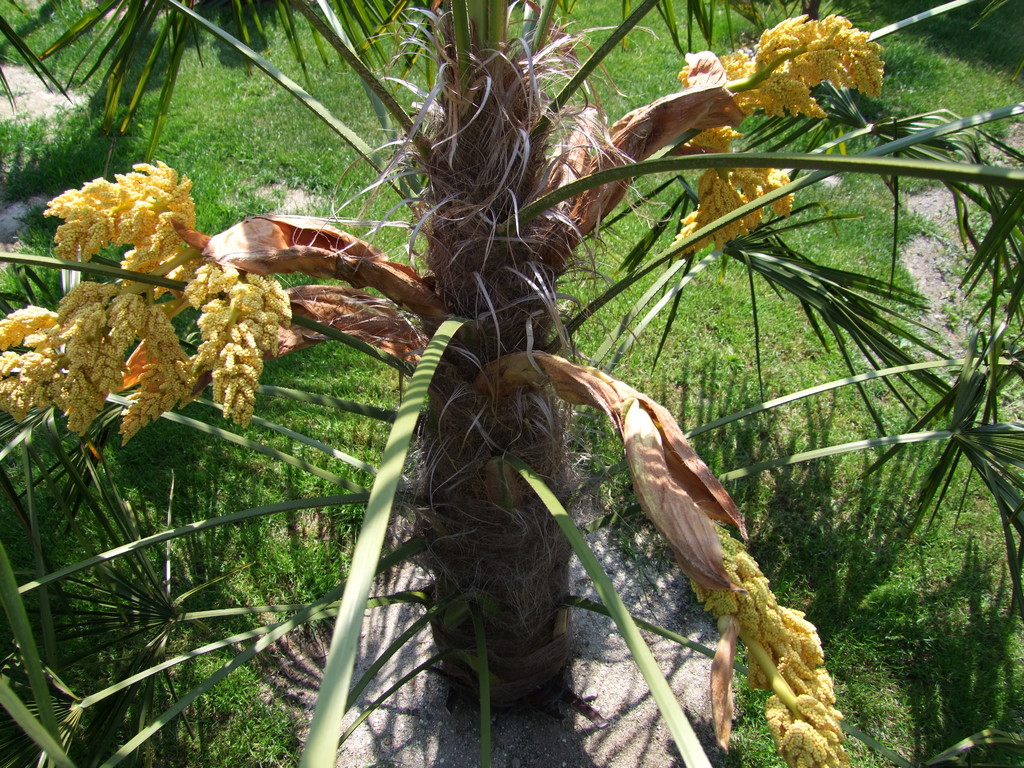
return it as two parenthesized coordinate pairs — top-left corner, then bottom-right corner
(751, 15), (883, 116)
(45, 162), (198, 280)
(187, 263), (291, 427)
(674, 128), (794, 252)
(0, 307), (63, 421)
(0, 286), (146, 433)
(118, 304), (195, 442)
(694, 531), (849, 768)
(59, 284), (134, 433)
(2, 166), (292, 439)
(678, 15), (883, 118)
(673, 16), (881, 253)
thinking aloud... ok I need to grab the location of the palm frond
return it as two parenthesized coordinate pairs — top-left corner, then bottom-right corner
(300, 318), (463, 767)
(508, 454), (714, 768)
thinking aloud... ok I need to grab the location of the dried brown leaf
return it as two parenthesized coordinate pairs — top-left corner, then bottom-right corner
(202, 216), (448, 317)
(548, 106), (609, 191)
(568, 84), (745, 234)
(637, 398), (747, 538)
(476, 351), (746, 585)
(121, 342), (152, 389)
(683, 51), (728, 88)
(170, 221), (211, 251)
(622, 399), (735, 591)
(274, 284), (427, 360)
(711, 614), (741, 750)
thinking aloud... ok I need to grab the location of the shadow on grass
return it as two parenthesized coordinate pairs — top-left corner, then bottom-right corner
(671, 355), (1024, 762)
(865, 0), (1024, 77)
(1, 106), (144, 203)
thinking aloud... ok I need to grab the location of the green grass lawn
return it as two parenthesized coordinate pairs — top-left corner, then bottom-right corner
(2, 0), (1023, 765)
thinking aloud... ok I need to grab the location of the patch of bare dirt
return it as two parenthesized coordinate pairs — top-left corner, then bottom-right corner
(899, 121), (1024, 352)
(260, 528), (721, 768)
(0, 192), (51, 251)
(257, 183), (331, 216)
(0, 64), (83, 122)
(900, 186), (970, 353)
(1, 65), (85, 251)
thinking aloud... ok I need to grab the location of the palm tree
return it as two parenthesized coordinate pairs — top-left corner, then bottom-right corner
(2, 1), (1024, 766)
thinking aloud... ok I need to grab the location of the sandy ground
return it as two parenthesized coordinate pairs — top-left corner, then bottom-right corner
(0, 64), (82, 123)
(260, 528), (723, 768)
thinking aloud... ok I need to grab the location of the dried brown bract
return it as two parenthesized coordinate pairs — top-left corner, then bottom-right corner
(477, 350), (746, 590)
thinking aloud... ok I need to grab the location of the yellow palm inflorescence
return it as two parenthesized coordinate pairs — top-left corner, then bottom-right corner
(1, 166), (291, 440)
(189, 264), (291, 427)
(0, 308), (63, 421)
(676, 128), (795, 251)
(45, 162), (196, 274)
(694, 530), (849, 768)
(675, 15), (882, 254)
(748, 14), (883, 117)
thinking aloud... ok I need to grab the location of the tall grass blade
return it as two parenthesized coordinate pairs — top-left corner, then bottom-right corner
(295, 0), (414, 135)
(600, 253), (718, 369)
(870, 0), (982, 41)
(549, 0), (660, 114)
(97, 578), (353, 767)
(291, 314), (413, 374)
(78, 541), (422, 710)
(925, 727), (1024, 766)
(300, 318), (464, 767)
(518, 153), (1024, 226)
(720, 430), (954, 482)
(185, 399), (378, 476)
(689, 359), (966, 437)
(18, 439), (59, 666)
(258, 385), (396, 422)
(142, 15), (188, 159)
(105, 394), (367, 492)
(344, 596), (439, 706)
(0, 252), (186, 290)
(590, 256), (692, 364)
(506, 455), (713, 768)
(0, 14), (65, 96)
(338, 652), (453, 744)
(566, 596), (717, 659)
(471, 604), (492, 768)
(840, 721), (916, 767)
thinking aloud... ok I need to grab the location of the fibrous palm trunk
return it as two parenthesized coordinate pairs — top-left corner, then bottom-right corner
(416, 40), (581, 706)
(411, 24), (743, 707)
